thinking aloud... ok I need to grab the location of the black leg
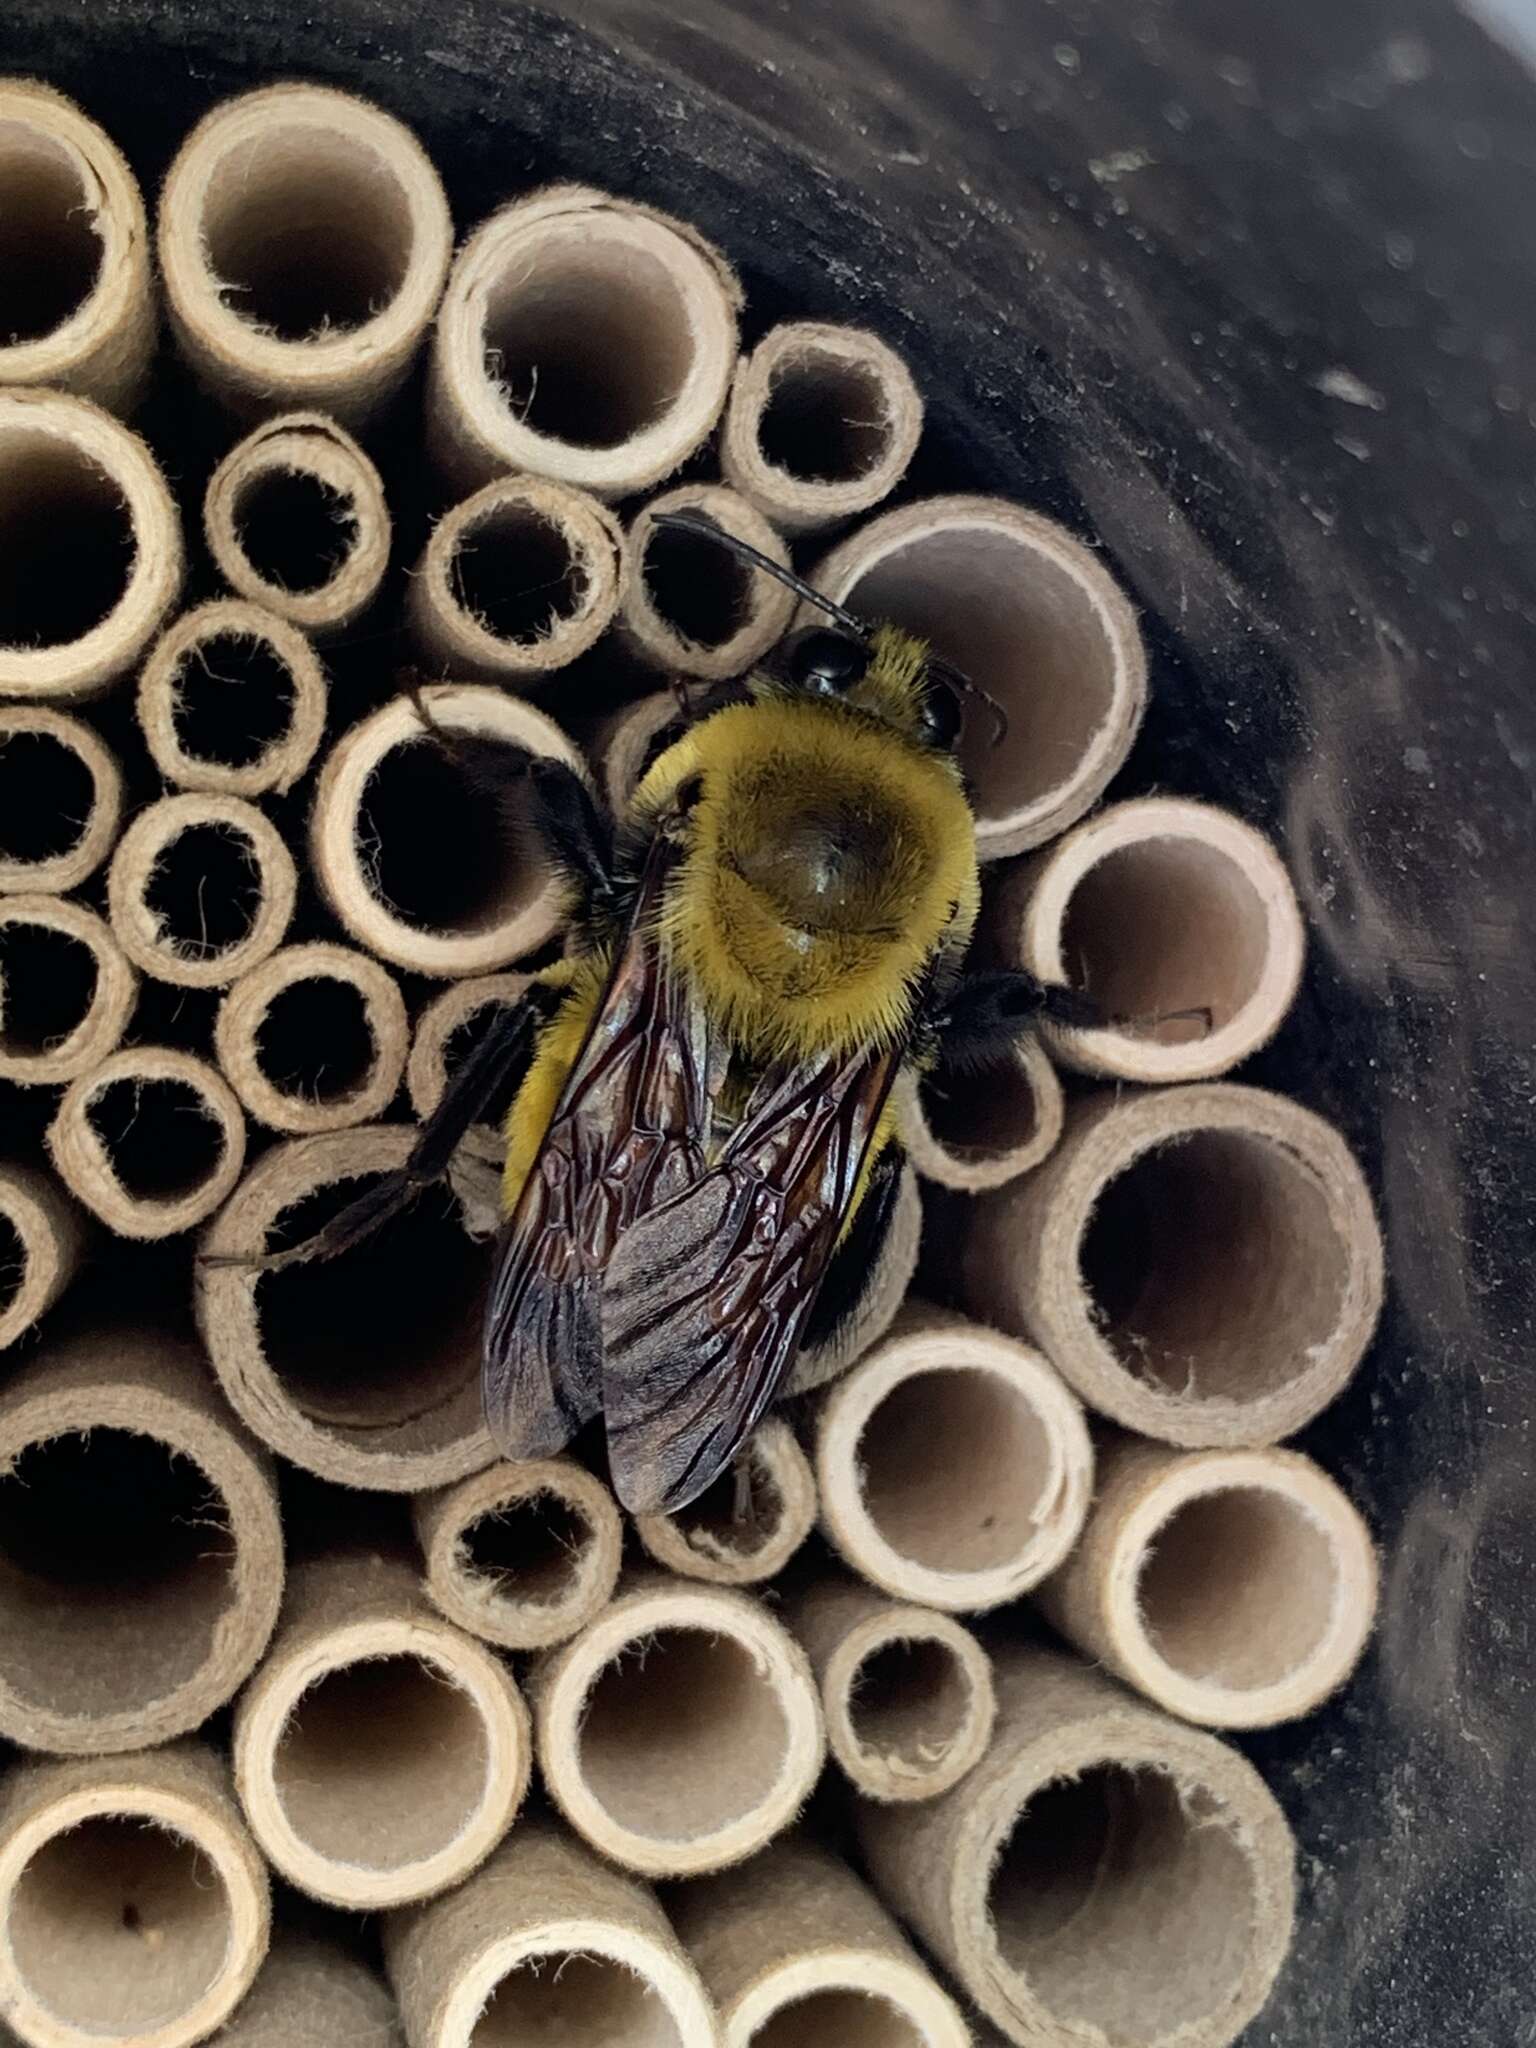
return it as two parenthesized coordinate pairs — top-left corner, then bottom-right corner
(933, 969), (1103, 1071)
(802, 1145), (904, 1352)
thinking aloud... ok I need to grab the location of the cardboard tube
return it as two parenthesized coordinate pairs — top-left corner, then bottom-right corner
(414, 1456), (624, 1652)
(0, 707), (123, 895)
(991, 797), (1306, 1083)
(136, 600), (327, 799)
(898, 1038), (1063, 1193)
(0, 1743), (269, 2048)
(204, 411), (391, 635)
(197, 1125), (495, 1490)
(108, 791), (296, 989)
(429, 185), (741, 499)
(410, 476), (626, 685)
(0, 387), (181, 701)
(0, 1166), (84, 1352)
(233, 1551), (529, 1910)
(811, 497), (1146, 859)
(215, 941), (408, 1135)
(720, 323), (924, 537)
(0, 1324), (282, 1752)
(673, 1836), (969, 2048)
(956, 1084), (1386, 1446)
(787, 1576), (994, 1806)
(158, 85), (452, 423)
(1038, 1437), (1378, 1729)
(0, 896), (135, 1084)
(408, 971), (531, 1167)
(535, 1573), (824, 1878)
(0, 80), (154, 412)
(858, 1646), (1296, 2048)
(384, 1820), (717, 2048)
(49, 1047), (246, 1240)
(634, 1419), (817, 1587)
(790, 1159), (923, 1398)
(592, 688), (683, 816)
(215, 1929), (402, 2047)
(623, 484), (797, 678)
(311, 683), (585, 976)
(814, 1305), (1092, 1613)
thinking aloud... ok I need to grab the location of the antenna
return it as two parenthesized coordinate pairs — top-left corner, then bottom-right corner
(651, 509), (868, 636)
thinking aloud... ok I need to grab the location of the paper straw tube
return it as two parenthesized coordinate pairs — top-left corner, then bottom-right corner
(592, 689), (684, 816)
(0, 708), (123, 895)
(414, 1456), (623, 1652)
(1038, 1436), (1378, 1729)
(203, 411), (390, 635)
(788, 1158), (923, 1397)
(0, 80), (154, 412)
(136, 600), (327, 799)
(108, 791), (296, 989)
(0, 1166), (85, 1352)
(233, 1551), (529, 1910)
(720, 322), (924, 536)
(0, 387), (181, 701)
(988, 797), (1306, 1083)
(384, 1820), (717, 2048)
(858, 1645), (1296, 2048)
(409, 476), (626, 685)
(535, 1573), (824, 1878)
(429, 185), (740, 499)
(898, 1035), (1063, 1193)
(310, 683), (585, 976)
(622, 484), (797, 679)
(672, 1836), (969, 2048)
(212, 1929), (402, 2048)
(813, 1304), (1093, 1612)
(158, 85), (451, 423)
(0, 896), (135, 1085)
(0, 1743), (269, 2048)
(633, 1419), (817, 1587)
(785, 1575), (995, 1804)
(955, 1083), (1386, 1447)
(214, 942), (408, 1135)
(197, 1125), (496, 1490)
(408, 971), (531, 1167)
(811, 497), (1146, 858)
(0, 1324), (282, 1753)
(49, 1047), (246, 1240)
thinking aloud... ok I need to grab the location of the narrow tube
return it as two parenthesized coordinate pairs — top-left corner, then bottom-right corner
(408, 970), (532, 1166)
(310, 683), (586, 976)
(813, 1305), (1093, 1613)
(158, 84), (452, 423)
(720, 322), (924, 535)
(0, 79), (154, 412)
(136, 599), (328, 798)
(233, 1552), (529, 1910)
(857, 1646), (1297, 2048)
(789, 1156), (923, 1396)
(673, 1836), (969, 2048)
(409, 475), (627, 684)
(1038, 1436), (1378, 1729)
(429, 184), (740, 499)
(634, 1419), (818, 1587)
(956, 1084), (1386, 1446)
(898, 1036), (1063, 1192)
(535, 1573), (825, 1878)
(990, 797), (1306, 1082)
(197, 1125), (497, 1490)
(0, 707), (123, 895)
(786, 1576), (995, 1805)
(0, 895), (136, 1084)
(215, 1930), (402, 2048)
(414, 1456), (624, 1652)
(0, 1324), (282, 1753)
(0, 387), (181, 701)
(811, 496), (1146, 858)
(107, 791), (296, 989)
(49, 1047), (246, 1240)
(622, 484), (798, 678)
(203, 411), (391, 635)
(0, 1165), (85, 1352)
(593, 688), (685, 816)
(384, 1820), (717, 2048)
(0, 1743), (270, 2048)
(215, 940), (409, 1135)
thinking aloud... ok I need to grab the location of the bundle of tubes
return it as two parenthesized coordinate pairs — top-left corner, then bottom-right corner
(0, 75), (1386, 2048)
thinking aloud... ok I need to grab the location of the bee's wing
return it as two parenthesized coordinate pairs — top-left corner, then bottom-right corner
(482, 835), (711, 1460)
(600, 1041), (902, 1514)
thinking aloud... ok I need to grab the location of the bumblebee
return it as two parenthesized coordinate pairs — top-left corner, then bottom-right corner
(259, 514), (1088, 1513)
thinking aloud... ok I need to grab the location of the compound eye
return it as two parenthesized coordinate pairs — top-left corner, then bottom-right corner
(784, 627), (870, 696)
(919, 676), (963, 748)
